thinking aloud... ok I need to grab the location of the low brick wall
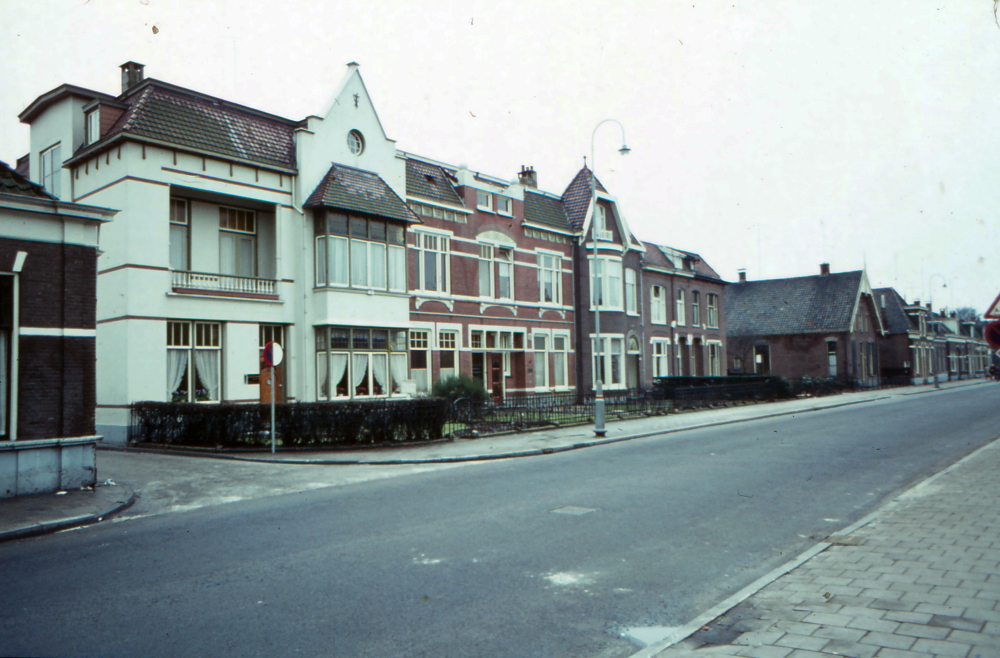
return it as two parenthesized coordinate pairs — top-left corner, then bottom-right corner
(0, 436), (100, 498)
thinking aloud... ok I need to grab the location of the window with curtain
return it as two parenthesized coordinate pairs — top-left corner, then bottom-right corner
(652, 339), (670, 377)
(676, 289), (686, 326)
(219, 206), (256, 278)
(167, 321), (221, 402)
(538, 252), (562, 305)
(650, 286), (666, 324)
(533, 334), (548, 389)
(625, 268), (637, 314)
(707, 294), (719, 328)
(414, 232), (450, 293)
(590, 256), (624, 310)
(316, 326), (407, 400)
(553, 335), (567, 388)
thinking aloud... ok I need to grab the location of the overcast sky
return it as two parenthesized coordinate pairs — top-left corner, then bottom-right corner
(3, 0), (999, 314)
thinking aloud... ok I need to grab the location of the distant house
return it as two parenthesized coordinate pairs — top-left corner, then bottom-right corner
(874, 289), (946, 385)
(725, 264), (883, 385)
(640, 242), (727, 379)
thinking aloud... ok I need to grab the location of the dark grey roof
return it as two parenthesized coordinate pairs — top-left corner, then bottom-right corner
(523, 190), (571, 231)
(305, 163), (419, 223)
(561, 166), (605, 231)
(0, 160), (55, 200)
(641, 241), (724, 281)
(71, 82), (298, 170)
(725, 271), (863, 336)
(405, 159), (464, 206)
(873, 288), (914, 334)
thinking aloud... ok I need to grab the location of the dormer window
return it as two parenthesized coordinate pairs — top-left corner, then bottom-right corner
(595, 205), (607, 232)
(476, 191), (493, 212)
(497, 197), (512, 216)
(86, 108), (100, 145)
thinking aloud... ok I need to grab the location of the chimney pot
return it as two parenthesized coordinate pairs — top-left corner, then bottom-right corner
(518, 166), (537, 188)
(120, 61), (145, 94)
(737, 268), (747, 283)
(820, 262), (830, 276)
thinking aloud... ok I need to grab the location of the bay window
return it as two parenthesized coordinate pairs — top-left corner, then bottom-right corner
(167, 321), (222, 402)
(316, 326), (407, 399)
(316, 212), (407, 291)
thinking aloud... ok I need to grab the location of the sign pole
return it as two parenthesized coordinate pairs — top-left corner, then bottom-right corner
(270, 365), (276, 454)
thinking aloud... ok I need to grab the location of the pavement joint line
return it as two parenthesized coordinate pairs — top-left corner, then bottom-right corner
(117, 394), (891, 466)
(627, 432), (1000, 658)
(0, 486), (137, 544)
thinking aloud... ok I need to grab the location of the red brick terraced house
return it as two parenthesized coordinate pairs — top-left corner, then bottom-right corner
(874, 288), (947, 385)
(640, 242), (727, 380)
(403, 157), (576, 399)
(724, 265), (884, 386)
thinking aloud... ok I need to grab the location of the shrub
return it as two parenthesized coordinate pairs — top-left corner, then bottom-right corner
(432, 375), (488, 403)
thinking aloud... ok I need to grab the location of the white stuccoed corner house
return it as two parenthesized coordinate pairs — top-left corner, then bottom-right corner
(17, 61), (419, 446)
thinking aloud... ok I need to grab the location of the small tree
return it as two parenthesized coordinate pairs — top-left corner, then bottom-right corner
(432, 375), (488, 403)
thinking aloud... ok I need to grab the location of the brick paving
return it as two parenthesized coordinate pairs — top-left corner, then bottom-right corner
(653, 440), (1000, 658)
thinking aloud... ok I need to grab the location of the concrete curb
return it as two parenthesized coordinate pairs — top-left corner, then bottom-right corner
(630, 433), (1000, 657)
(0, 484), (137, 544)
(116, 395), (889, 466)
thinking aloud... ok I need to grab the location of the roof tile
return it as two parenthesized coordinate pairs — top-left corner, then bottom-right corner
(305, 163), (419, 223)
(725, 271), (863, 336)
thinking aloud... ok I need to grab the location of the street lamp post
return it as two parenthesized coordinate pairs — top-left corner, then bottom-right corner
(590, 119), (630, 438)
(928, 274), (948, 388)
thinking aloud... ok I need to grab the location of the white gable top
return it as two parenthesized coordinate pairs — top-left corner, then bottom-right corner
(319, 62), (392, 143)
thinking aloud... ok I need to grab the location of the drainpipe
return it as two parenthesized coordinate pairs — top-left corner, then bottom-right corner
(10, 251), (28, 441)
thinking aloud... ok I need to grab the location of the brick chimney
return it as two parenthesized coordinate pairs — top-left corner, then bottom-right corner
(737, 268), (747, 283)
(120, 61), (145, 93)
(820, 263), (830, 276)
(518, 166), (537, 188)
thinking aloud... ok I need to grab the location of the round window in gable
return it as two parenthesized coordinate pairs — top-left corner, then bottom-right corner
(347, 130), (365, 155)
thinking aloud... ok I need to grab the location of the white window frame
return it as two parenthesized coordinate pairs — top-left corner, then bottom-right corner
(537, 250), (562, 306)
(552, 333), (569, 389)
(40, 143), (61, 198)
(692, 291), (701, 326)
(167, 321), (222, 402)
(438, 329), (459, 382)
(476, 191), (493, 212)
(169, 198), (189, 272)
(591, 334), (626, 390)
(651, 338), (671, 378)
(496, 246), (514, 301)
(707, 293), (719, 328)
(625, 268), (637, 315)
(409, 329), (431, 393)
(595, 204), (607, 233)
(708, 341), (722, 377)
(86, 108), (100, 146)
(219, 206), (257, 278)
(533, 332), (549, 390)
(676, 288), (686, 326)
(413, 231), (451, 294)
(590, 255), (624, 311)
(650, 285), (667, 324)
(497, 196), (513, 216)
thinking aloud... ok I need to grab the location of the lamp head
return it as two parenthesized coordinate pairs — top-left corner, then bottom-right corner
(618, 144), (631, 156)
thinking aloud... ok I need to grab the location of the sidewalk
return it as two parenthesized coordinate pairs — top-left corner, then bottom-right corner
(117, 378), (989, 465)
(638, 438), (1000, 658)
(0, 377), (990, 545)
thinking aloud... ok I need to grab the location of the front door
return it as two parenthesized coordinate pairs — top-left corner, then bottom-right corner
(489, 353), (504, 402)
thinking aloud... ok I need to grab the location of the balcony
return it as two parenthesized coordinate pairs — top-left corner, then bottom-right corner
(171, 270), (278, 299)
(595, 228), (613, 242)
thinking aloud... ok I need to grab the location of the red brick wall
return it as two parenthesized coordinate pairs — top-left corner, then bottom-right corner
(0, 238), (98, 439)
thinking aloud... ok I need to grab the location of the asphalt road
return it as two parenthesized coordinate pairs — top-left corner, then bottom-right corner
(2, 385), (998, 658)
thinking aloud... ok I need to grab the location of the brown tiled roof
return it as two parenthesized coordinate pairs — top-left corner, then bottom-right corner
(725, 270), (863, 336)
(405, 159), (464, 206)
(561, 166), (605, 231)
(74, 82), (298, 170)
(873, 288), (915, 335)
(641, 241), (724, 281)
(0, 160), (55, 200)
(523, 190), (571, 231)
(305, 163), (419, 223)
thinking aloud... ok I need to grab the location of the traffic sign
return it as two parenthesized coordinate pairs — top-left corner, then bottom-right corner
(985, 321), (1000, 350)
(986, 291), (1000, 319)
(263, 341), (283, 367)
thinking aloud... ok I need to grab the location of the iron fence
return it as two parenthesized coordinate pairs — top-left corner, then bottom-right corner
(449, 388), (672, 437)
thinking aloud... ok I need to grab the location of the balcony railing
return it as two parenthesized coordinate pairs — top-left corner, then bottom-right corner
(172, 270), (277, 296)
(594, 228), (613, 241)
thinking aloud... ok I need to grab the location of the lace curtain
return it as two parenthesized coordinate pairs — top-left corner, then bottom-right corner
(193, 350), (220, 400)
(167, 349), (188, 399)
